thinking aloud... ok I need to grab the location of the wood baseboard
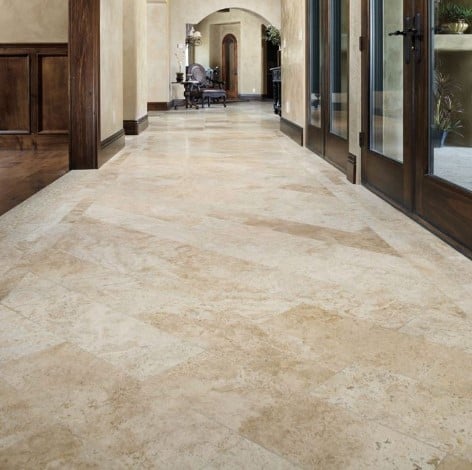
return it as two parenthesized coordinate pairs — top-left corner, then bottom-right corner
(280, 118), (303, 146)
(98, 129), (125, 167)
(123, 114), (149, 135)
(147, 102), (171, 111)
(238, 94), (263, 101)
(347, 153), (357, 184)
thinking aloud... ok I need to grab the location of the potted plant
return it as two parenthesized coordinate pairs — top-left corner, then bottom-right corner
(265, 25), (281, 47)
(174, 45), (186, 82)
(438, 2), (472, 34)
(432, 70), (464, 147)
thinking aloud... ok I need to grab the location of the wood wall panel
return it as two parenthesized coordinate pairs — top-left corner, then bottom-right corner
(0, 55), (30, 133)
(39, 55), (69, 133)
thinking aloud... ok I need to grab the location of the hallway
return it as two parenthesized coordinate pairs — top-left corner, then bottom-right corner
(0, 102), (471, 468)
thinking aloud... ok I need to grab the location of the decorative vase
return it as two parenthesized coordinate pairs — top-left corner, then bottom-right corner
(176, 72), (184, 82)
(442, 20), (469, 34)
(431, 127), (449, 148)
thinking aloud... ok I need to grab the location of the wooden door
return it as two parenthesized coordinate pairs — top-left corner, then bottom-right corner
(306, 0), (349, 172)
(222, 34), (238, 99)
(414, 0), (472, 254)
(362, 0), (472, 255)
(361, 0), (415, 208)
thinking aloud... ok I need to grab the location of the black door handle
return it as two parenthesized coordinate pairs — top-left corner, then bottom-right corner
(386, 15), (423, 65)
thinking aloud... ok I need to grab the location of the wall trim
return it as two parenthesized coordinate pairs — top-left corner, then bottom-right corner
(99, 128), (125, 167)
(238, 94), (263, 101)
(280, 117), (303, 146)
(347, 153), (357, 184)
(148, 102), (171, 111)
(123, 114), (149, 135)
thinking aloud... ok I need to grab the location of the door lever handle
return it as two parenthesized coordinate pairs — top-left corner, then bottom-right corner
(388, 30), (407, 36)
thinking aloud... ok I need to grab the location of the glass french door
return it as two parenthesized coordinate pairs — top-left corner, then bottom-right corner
(363, 0), (472, 254)
(307, 0), (349, 172)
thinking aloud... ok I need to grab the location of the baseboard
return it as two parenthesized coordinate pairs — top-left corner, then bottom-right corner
(280, 118), (303, 146)
(238, 94), (263, 101)
(98, 129), (125, 167)
(347, 153), (357, 184)
(123, 114), (149, 135)
(148, 102), (171, 111)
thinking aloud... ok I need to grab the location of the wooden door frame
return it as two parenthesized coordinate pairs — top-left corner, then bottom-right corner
(222, 33), (238, 99)
(324, 0), (349, 173)
(306, 0), (325, 156)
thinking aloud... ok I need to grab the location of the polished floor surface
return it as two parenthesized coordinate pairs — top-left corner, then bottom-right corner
(0, 102), (471, 469)
(0, 150), (69, 216)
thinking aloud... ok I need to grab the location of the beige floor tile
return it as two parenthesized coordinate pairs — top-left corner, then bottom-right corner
(311, 365), (472, 458)
(0, 102), (470, 467)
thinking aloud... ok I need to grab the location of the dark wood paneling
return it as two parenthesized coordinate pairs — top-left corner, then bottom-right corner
(0, 134), (68, 151)
(148, 102), (171, 111)
(123, 114), (149, 135)
(98, 129), (125, 167)
(280, 117), (303, 146)
(0, 55), (30, 133)
(39, 55), (69, 133)
(0, 149), (69, 216)
(69, 0), (100, 169)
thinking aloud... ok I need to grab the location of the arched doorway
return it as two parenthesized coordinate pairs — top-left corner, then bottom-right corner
(222, 34), (238, 99)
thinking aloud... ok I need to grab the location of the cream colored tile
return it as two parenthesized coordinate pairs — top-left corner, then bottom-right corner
(0, 305), (62, 363)
(205, 437), (299, 470)
(239, 395), (444, 470)
(311, 365), (472, 458)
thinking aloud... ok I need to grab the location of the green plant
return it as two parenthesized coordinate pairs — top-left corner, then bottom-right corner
(265, 25), (281, 47)
(433, 70), (464, 135)
(438, 2), (472, 24)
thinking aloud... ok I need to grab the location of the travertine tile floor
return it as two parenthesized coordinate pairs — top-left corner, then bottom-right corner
(0, 102), (471, 469)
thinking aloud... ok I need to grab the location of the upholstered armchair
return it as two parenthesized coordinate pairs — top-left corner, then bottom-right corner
(187, 63), (227, 108)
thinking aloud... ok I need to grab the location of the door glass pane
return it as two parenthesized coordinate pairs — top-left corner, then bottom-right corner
(310, 0), (322, 128)
(430, 1), (472, 192)
(330, 0), (348, 139)
(370, 0), (404, 162)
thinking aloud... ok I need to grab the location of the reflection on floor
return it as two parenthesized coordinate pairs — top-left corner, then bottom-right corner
(434, 146), (472, 191)
(0, 150), (69, 216)
(0, 103), (471, 468)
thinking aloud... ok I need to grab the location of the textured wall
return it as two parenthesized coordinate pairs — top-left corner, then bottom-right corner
(101, 0), (124, 140)
(0, 0), (67, 43)
(281, 0), (306, 128)
(349, 0), (362, 182)
(147, 2), (170, 103)
(124, 0), (148, 120)
(195, 9), (267, 95)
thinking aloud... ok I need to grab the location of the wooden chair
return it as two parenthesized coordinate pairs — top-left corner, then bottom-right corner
(187, 63), (227, 108)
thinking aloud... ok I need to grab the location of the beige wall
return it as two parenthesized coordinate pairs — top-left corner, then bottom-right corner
(281, 0), (306, 128)
(0, 0), (67, 43)
(147, 1), (170, 104)
(124, 0), (148, 120)
(196, 9), (267, 95)
(101, 0), (124, 140)
(349, 0), (362, 182)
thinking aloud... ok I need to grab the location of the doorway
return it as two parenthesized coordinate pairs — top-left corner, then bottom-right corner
(306, 0), (349, 172)
(222, 34), (238, 99)
(362, 0), (472, 254)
